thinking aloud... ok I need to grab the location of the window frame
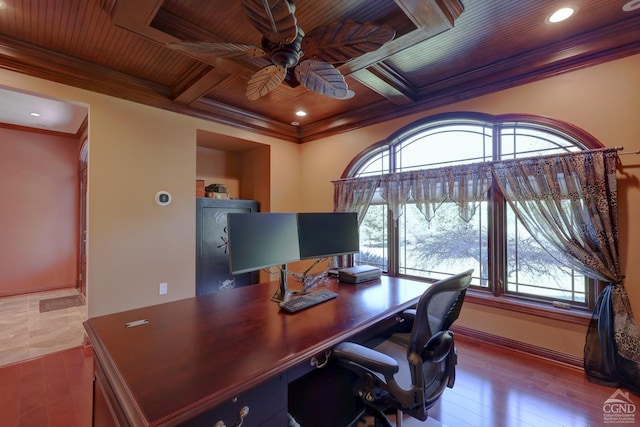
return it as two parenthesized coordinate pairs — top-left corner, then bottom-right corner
(343, 112), (605, 324)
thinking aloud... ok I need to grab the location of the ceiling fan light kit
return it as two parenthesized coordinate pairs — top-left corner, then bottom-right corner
(167, 0), (395, 101)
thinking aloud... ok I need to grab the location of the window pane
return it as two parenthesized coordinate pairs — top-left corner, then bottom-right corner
(356, 204), (388, 272)
(398, 203), (487, 285)
(500, 126), (582, 159)
(396, 125), (493, 171)
(505, 207), (587, 303)
(355, 147), (390, 176)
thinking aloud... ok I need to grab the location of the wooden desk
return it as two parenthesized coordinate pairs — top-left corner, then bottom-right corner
(84, 276), (428, 426)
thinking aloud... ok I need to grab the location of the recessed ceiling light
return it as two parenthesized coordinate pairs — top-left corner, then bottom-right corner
(295, 111), (307, 117)
(291, 121), (300, 126)
(0, 1), (7, 10)
(547, 7), (576, 23)
(623, 0), (640, 12)
(29, 112), (41, 117)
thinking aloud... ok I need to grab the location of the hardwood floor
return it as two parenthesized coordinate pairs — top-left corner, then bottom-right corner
(0, 335), (633, 427)
(427, 335), (624, 427)
(0, 346), (93, 427)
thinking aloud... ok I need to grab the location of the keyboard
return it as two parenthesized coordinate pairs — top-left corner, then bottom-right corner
(279, 289), (339, 313)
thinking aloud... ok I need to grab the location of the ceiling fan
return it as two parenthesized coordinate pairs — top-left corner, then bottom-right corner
(167, 0), (395, 101)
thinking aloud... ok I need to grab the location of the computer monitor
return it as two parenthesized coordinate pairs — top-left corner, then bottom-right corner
(297, 212), (359, 259)
(227, 212), (300, 302)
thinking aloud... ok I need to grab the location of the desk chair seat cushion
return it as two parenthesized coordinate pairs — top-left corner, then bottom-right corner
(365, 337), (413, 390)
(334, 341), (399, 378)
(334, 330), (454, 398)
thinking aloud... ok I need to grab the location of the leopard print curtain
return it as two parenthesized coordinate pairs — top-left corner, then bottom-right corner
(492, 147), (639, 395)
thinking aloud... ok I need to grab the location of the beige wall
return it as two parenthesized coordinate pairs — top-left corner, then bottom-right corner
(86, 99), (197, 316)
(298, 53), (640, 358)
(0, 127), (80, 296)
(0, 69), (300, 317)
(2, 53), (638, 358)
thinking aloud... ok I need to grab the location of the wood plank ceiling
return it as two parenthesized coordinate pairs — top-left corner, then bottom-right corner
(0, 0), (638, 143)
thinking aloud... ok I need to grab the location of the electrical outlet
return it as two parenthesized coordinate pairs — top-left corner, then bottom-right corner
(159, 282), (168, 295)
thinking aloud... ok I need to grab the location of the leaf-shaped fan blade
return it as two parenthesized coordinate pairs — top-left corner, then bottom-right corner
(294, 60), (349, 99)
(242, 0), (299, 45)
(246, 65), (287, 100)
(302, 21), (395, 63)
(166, 42), (265, 62)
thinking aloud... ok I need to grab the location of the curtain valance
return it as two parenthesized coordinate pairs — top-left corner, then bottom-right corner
(333, 163), (493, 221)
(333, 147), (620, 222)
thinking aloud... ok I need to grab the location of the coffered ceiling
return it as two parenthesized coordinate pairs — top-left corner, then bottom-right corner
(0, 0), (638, 142)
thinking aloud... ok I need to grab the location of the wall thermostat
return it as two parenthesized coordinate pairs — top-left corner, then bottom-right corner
(155, 191), (172, 206)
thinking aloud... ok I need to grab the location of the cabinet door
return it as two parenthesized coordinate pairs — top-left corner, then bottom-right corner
(196, 199), (259, 295)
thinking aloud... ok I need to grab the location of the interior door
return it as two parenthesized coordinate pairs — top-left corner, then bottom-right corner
(77, 142), (88, 296)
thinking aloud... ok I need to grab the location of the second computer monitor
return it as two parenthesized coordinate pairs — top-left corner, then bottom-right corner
(297, 212), (359, 259)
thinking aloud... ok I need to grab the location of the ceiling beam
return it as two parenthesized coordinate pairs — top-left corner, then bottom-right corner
(109, 0), (172, 43)
(111, 1), (264, 102)
(394, 0), (464, 28)
(172, 66), (231, 104)
(341, 0), (464, 104)
(351, 63), (416, 105)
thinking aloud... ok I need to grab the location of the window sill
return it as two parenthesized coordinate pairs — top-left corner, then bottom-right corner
(465, 290), (592, 326)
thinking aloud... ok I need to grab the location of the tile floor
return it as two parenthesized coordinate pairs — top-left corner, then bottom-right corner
(0, 288), (87, 367)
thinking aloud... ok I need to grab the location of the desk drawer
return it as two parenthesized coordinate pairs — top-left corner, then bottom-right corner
(183, 374), (287, 427)
(287, 349), (334, 383)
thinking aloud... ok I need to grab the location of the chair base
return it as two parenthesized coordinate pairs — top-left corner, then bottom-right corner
(347, 406), (403, 427)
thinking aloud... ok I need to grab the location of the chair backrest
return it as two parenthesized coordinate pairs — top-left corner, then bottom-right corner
(407, 269), (473, 363)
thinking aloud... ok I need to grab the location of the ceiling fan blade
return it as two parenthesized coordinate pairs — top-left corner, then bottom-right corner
(294, 60), (351, 99)
(246, 65), (287, 100)
(166, 42), (265, 61)
(242, 0), (299, 45)
(302, 21), (395, 63)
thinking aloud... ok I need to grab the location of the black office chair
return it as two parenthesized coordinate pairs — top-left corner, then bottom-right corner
(333, 269), (473, 427)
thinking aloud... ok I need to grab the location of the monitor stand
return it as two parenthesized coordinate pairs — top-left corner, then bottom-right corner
(271, 264), (291, 303)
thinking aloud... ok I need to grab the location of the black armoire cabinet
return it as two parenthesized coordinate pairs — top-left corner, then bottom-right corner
(196, 198), (259, 295)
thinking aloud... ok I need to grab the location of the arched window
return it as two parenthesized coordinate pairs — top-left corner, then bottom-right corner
(343, 112), (605, 315)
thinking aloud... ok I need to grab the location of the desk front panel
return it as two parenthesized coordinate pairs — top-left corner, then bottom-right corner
(84, 276), (428, 426)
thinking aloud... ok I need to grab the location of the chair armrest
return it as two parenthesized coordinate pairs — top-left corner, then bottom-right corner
(422, 330), (454, 363)
(334, 342), (399, 378)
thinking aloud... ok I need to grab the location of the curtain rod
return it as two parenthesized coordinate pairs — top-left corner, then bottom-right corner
(618, 148), (640, 156)
(333, 146), (625, 184)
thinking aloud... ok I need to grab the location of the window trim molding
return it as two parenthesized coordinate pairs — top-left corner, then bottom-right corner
(390, 273), (593, 324)
(465, 289), (592, 325)
(340, 111), (605, 180)
(342, 111), (607, 318)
